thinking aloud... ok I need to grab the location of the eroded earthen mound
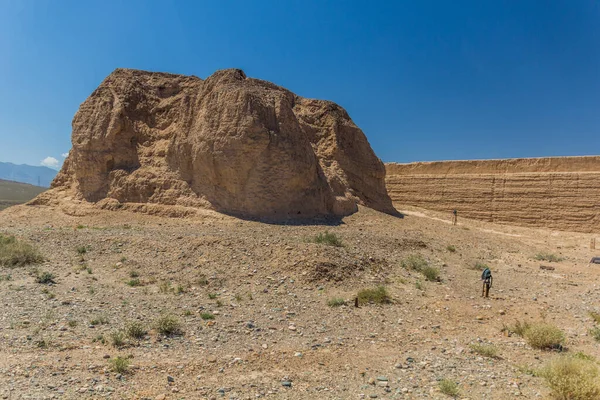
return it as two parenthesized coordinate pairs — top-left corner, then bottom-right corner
(40, 68), (395, 219)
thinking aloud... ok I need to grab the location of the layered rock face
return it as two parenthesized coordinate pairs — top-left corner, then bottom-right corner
(48, 68), (395, 219)
(386, 157), (600, 233)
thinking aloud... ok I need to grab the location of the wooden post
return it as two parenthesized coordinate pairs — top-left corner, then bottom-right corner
(591, 238), (596, 250)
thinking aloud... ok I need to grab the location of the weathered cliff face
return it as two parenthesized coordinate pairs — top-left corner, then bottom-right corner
(44, 68), (395, 219)
(385, 157), (600, 233)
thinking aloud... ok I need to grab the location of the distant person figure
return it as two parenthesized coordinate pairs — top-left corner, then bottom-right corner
(452, 209), (457, 225)
(481, 268), (493, 298)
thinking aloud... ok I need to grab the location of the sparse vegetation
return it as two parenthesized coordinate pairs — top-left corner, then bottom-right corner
(129, 270), (139, 278)
(415, 280), (423, 290)
(0, 234), (44, 268)
(196, 274), (208, 286)
(155, 315), (183, 336)
(311, 231), (343, 247)
(208, 293), (217, 299)
(357, 286), (391, 305)
(401, 254), (440, 281)
(421, 265), (440, 282)
(535, 253), (564, 263)
(524, 323), (565, 350)
(327, 297), (346, 307)
(234, 293), (243, 302)
(200, 312), (215, 320)
(540, 356), (600, 399)
(108, 356), (130, 374)
(76, 245), (87, 255)
(35, 271), (56, 284)
(503, 319), (531, 337)
(125, 322), (147, 339)
(126, 278), (141, 287)
(446, 245), (456, 252)
(109, 330), (126, 347)
(159, 281), (172, 293)
(438, 378), (460, 397)
(401, 254), (428, 270)
(589, 311), (600, 324)
(90, 315), (109, 326)
(589, 327), (600, 342)
(67, 320), (77, 328)
(470, 343), (498, 358)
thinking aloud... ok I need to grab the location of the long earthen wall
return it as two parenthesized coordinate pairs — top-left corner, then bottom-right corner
(385, 156), (600, 233)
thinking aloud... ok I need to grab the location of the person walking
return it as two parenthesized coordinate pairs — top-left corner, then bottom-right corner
(481, 268), (493, 298)
(452, 209), (457, 225)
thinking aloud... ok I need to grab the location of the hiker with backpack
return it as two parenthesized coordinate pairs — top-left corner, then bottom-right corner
(481, 268), (493, 298)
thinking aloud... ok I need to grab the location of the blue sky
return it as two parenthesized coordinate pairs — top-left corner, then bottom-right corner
(0, 0), (599, 169)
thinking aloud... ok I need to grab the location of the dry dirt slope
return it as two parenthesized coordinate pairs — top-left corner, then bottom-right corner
(0, 203), (599, 399)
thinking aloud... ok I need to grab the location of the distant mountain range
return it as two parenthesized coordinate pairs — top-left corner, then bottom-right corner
(0, 162), (58, 188)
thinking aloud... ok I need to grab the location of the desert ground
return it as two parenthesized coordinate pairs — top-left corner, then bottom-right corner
(1, 203), (599, 399)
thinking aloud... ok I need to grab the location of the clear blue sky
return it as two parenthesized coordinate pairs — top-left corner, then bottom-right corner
(1, 0), (599, 169)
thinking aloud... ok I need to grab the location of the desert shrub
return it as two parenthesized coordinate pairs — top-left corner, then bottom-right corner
(159, 281), (171, 293)
(129, 271), (139, 278)
(589, 327), (600, 342)
(311, 231), (343, 247)
(126, 278), (141, 287)
(35, 271), (56, 284)
(76, 246), (87, 255)
(67, 320), (77, 328)
(125, 322), (146, 339)
(327, 297), (346, 307)
(90, 315), (109, 326)
(589, 311), (600, 324)
(109, 330), (126, 347)
(196, 274), (208, 286)
(470, 343), (498, 358)
(421, 265), (440, 282)
(0, 234), (44, 267)
(540, 356), (600, 399)
(446, 245), (456, 252)
(401, 254), (428, 271)
(357, 286), (391, 305)
(415, 280), (423, 290)
(534, 253), (564, 262)
(438, 379), (459, 397)
(208, 293), (217, 299)
(108, 356), (130, 374)
(155, 315), (183, 336)
(504, 320), (531, 337)
(524, 323), (565, 350)
(200, 312), (215, 320)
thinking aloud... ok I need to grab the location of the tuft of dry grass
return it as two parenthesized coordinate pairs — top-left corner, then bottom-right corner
(438, 379), (460, 397)
(357, 286), (391, 305)
(311, 231), (343, 247)
(155, 315), (183, 336)
(108, 356), (130, 374)
(0, 234), (44, 268)
(524, 323), (565, 350)
(540, 356), (600, 399)
(470, 343), (499, 358)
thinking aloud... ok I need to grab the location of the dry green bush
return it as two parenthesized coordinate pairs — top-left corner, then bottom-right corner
(327, 297), (346, 307)
(357, 286), (391, 305)
(108, 356), (129, 374)
(0, 234), (44, 268)
(470, 343), (498, 358)
(540, 356), (600, 399)
(311, 231), (343, 247)
(438, 379), (459, 397)
(155, 315), (183, 336)
(524, 323), (565, 350)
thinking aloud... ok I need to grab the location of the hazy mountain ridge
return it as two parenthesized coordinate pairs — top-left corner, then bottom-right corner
(0, 162), (57, 187)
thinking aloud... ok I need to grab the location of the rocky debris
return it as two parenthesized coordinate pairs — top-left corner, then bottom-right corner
(37, 68), (395, 220)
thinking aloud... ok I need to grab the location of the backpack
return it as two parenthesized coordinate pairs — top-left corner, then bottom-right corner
(481, 268), (492, 280)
